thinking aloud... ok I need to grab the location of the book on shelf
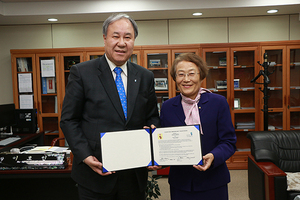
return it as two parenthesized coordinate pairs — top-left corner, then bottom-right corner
(129, 55), (137, 64)
(240, 107), (255, 109)
(17, 58), (29, 72)
(42, 77), (56, 94)
(208, 66), (219, 69)
(241, 87), (255, 90)
(268, 86), (283, 90)
(291, 125), (300, 129)
(236, 148), (251, 152)
(236, 126), (255, 130)
(42, 77), (47, 94)
(46, 77), (56, 93)
(290, 106), (300, 108)
(292, 62), (300, 66)
(235, 121), (255, 129)
(236, 122), (255, 126)
(55, 96), (58, 113)
(268, 125), (276, 131)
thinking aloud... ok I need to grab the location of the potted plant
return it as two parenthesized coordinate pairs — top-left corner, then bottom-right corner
(146, 175), (162, 200)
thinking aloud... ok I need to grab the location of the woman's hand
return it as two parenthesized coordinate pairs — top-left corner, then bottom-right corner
(193, 153), (214, 171)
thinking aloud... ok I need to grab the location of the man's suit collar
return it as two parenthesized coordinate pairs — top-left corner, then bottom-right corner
(97, 56), (126, 121)
(104, 54), (128, 76)
(125, 61), (140, 123)
(97, 55), (140, 123)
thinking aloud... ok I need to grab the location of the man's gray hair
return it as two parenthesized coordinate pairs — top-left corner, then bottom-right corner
(103, 13), (138, 39)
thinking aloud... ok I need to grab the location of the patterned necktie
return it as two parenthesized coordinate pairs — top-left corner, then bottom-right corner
(114, 67), (127, 119)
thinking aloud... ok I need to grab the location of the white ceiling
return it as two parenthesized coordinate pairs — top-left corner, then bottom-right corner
(0, 0), (300, 25)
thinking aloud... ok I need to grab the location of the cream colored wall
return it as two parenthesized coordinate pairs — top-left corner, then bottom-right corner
(1, 14), (300, 104)
(169, 18), (228, 44)
(290, 14), (300, 40)
(135, 20), (169, 46)
(0, 25), (52, 104)
(229, 15), (290, 42)
(52, 23), (103, 48)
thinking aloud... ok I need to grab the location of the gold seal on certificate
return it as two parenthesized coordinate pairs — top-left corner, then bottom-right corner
(100, 125), (202, 172)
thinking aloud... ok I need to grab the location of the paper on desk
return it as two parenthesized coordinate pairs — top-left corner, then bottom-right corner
(25, 146), (70, 154)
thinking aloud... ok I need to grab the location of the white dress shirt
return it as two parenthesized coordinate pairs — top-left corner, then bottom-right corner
(105, 55), (128, 94)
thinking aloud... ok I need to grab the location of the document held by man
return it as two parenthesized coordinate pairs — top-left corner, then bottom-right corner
(100, 125), (202, 172)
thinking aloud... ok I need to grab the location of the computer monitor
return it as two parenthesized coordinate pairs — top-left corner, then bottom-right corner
(13, 109), (37, 134)
(0, 103), (16, 135)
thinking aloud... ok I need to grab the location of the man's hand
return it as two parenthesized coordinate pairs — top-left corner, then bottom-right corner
(83, 156), (114, 176)
(143, 124), (156, 129)
(193, 153), (214, 171)
(147, 165), (162, 171)
(143, 124), (162, 171)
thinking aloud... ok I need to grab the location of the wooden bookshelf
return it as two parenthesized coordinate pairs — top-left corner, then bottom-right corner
(10, 40), (300, 169)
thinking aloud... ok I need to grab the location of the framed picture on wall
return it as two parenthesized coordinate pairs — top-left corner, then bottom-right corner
(219, 57), (238, 66)
(154, 78), (168, 90)
(149, 59), (161, 68)
(234, 98), (241, 109)
(215, 80), (227, 90)
(234, 79), (240, 88)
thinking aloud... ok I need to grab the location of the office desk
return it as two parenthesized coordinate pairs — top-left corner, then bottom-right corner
(0, 133), (78, 200)
(0, 132), (44, 152)
(0, 161), (78, 200)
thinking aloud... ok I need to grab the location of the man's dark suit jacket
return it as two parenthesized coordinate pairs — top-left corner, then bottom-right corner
(60, 55), (160, 194)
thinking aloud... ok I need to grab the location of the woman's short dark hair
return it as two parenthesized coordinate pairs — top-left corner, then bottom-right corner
(103, 13), (138, 39)
(170, 53), (209, 81)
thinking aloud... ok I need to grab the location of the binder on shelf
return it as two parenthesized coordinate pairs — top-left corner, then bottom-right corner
(42, 77), (47, 94)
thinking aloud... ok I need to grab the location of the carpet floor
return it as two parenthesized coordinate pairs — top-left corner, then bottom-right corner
(153, 170), (249, 200)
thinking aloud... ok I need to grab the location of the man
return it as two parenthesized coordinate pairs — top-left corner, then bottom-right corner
(60, 13), (160, 200)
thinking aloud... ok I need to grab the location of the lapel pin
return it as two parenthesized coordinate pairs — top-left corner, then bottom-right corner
(199, 107), (201, 109)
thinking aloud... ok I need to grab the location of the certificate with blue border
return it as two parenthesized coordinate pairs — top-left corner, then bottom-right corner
(100, 125), (202, 172)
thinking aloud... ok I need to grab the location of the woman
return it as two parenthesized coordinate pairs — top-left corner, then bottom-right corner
(160, 53), (236, 200)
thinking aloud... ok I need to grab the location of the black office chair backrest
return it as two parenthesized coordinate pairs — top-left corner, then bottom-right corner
(247, 130), (300, 172)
